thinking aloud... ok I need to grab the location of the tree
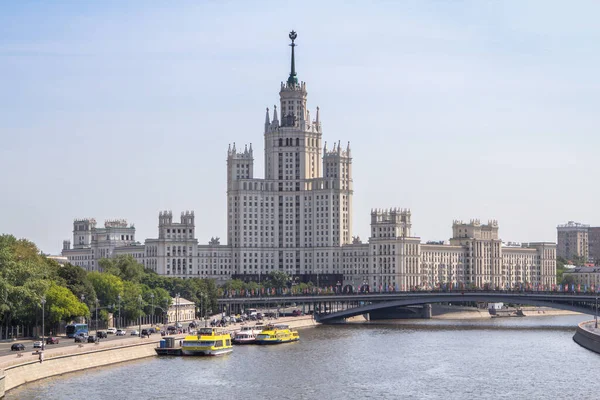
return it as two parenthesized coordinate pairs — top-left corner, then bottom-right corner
(46, 283), (89, 326)
(266, 271), (289, 289)
(99, 255), (145, 283)
(88, 271), (124, 308)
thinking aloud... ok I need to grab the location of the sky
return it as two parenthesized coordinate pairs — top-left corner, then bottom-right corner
(1, 0), (599, 254)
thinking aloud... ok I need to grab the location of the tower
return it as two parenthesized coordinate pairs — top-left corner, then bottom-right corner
(73, 218), (96, 249)
(264, 30), (322, 184)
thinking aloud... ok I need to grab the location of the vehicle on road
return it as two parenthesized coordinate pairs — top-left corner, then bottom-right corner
(87, 335), (98, 343)
(74, 333), (88, 343)
(97, 331), (108, 338)
(116, 329), (126, 336)
(141, 329), (150, 337)
(107, 328), (117, 334)
(66, 323), (89, 338)
(130, 330), (139, 336)
(11, 343), (25, 351)
(46, 336), (60, 344)
(33, 341), (43, 349)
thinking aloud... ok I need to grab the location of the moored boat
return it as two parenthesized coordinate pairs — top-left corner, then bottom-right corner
(181, 327), (233, 356)
(255, 324), (300, 345)
(232, 323), (264, 345)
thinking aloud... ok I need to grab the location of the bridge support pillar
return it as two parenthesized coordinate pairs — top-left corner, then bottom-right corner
(422, 304), (432, 319)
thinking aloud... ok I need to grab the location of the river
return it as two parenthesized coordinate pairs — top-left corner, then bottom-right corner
(7, 314), (600, 399)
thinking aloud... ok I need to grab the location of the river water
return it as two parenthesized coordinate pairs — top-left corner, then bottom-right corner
(8, 315), (600, 400)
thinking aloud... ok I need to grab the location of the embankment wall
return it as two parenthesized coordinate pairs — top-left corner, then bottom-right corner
(573, 321), (600, 355)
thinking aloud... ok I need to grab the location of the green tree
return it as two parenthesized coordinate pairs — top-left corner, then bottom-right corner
(266, 271), (290, 289)
(88, 271), (124, 308)
(46, 283), (89, 326)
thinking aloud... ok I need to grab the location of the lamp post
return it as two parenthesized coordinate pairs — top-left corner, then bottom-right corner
(95, 298), (99, 334)
(175, 293), (180, 329)
(117, 294), (122, 329)
(595, 296), (598, 329)
(138, 295), (142, 337)
(199, 293), (203, 323)
(150, 293), (155, 326)
(41, 296), (46, 351)
(80, 294), (85, 325)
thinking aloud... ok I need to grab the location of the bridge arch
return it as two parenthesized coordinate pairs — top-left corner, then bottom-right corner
(318, 294), (597, 322)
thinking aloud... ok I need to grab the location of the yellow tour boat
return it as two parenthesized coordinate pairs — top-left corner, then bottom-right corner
(181, 327), (233, 356)
(255, 324), (300, 345)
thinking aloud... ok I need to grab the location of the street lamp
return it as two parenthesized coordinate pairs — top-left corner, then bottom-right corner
(150, 293), (155, 326)
(80, 294), (85, 325)
(175, 293), (180, 329)
(117, 294), (122, 329)
(95, 298), (99, 334)
(138, 295), (142, 337)
(41, 296), (46, 351)
(595, 296), (598, 329)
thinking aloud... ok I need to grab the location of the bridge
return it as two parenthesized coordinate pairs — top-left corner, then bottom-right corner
(217, 291), (600, 323)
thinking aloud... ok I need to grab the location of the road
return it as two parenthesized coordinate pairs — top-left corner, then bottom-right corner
(0, 330), (154, 355)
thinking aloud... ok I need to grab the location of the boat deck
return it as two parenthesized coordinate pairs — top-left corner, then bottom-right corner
(155, 348), (183, 356)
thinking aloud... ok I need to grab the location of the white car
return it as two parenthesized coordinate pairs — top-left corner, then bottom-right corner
(33, 341), (43, 349)
(107, 328), (117, 334)
(116, 329), (126, 336)
(130, 330), (139, 336)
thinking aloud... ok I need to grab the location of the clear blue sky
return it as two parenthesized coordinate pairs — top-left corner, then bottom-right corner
(1, 0), (599, 254)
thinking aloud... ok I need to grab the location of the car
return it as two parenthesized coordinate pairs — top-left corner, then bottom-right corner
(106, 328), (117, 334)
(130, 330), (139, 336)
(141, 329), (150, 337)
(33, 341), (43, 349)
(116, 329), (126, 336)
(11, 343), (25, 351)
(96, 331), (108, 339)
(46, 336), (60, 344)
(148, 328), (157, 334)
(87, 335), (98, 343)
(74, 333), (88, 343)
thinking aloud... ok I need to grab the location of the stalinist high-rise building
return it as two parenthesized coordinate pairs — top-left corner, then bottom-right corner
(226, 30), (352, 278)
(62, 32), (556, 290)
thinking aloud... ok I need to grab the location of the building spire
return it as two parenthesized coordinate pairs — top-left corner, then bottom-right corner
(287, 30), (298, 85)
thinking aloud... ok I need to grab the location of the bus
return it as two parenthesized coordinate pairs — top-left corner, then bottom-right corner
(66, 323), (88, 338)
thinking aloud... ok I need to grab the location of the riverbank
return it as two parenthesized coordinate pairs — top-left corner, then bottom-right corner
(573, 320), (600, 355)
(0, 315), (319, 397)
(432, 306), (581, 320)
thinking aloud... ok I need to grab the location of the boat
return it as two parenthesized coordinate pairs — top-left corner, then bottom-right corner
(255, 324), (300, 345)
(181, 327), (233, 356)
(232, 323), (264, 345)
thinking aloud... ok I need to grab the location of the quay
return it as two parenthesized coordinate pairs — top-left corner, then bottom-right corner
(573, 320), (600, 355)
(0, 315), (318, 397)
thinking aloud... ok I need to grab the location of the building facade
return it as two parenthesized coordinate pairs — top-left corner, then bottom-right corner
(557, 221), (589, 261)
(62, 32), (556, 290)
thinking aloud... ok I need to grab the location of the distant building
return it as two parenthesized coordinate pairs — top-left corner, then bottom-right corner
(61, 218), (138, 271)
(587, 227), (600, 264)
(61, 32), (556, 290)
(557, 221), (589, 261)
(563, 266), (600, 288)
(166, 296), (195, 324)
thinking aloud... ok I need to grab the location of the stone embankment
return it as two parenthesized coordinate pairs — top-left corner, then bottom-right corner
(0, 315), (319, 397)
(573, 320), (600, 355)
(433, 306), (580, 320)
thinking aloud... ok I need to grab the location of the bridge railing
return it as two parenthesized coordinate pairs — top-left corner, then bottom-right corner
(218, 287), (600, 299)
